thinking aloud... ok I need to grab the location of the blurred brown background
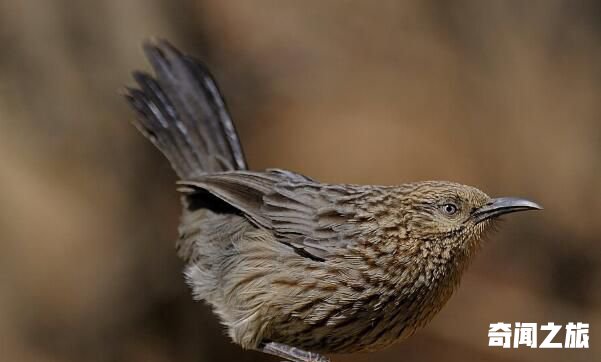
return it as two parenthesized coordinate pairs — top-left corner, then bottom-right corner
(0, 1), (599, 361)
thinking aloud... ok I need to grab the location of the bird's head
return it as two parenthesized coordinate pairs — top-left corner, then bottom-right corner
(400, 181), (541, 257)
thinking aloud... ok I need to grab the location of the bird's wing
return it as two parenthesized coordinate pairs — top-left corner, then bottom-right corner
(262, 178), (361, 260)
(179, 170), (360, 260)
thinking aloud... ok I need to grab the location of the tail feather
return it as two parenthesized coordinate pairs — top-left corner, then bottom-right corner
(124, 39), (247, 178)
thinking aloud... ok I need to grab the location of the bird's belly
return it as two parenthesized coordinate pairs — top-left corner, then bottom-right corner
(216, 232), (458, 353)
(265, 292), (424, 353)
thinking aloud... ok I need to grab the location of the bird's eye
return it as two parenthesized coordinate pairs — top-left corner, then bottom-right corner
(441, 203), (458, 216)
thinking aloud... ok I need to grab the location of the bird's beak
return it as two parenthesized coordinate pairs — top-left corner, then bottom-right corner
(473, 197), (542, 223)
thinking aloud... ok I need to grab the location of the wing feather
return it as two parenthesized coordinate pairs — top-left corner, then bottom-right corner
(179, 170), (361, 260)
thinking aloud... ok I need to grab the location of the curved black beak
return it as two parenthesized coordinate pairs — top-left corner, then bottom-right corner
(473, 197), (542, 223)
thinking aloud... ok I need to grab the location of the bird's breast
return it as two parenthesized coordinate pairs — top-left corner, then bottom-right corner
(265, 252), (460, 353)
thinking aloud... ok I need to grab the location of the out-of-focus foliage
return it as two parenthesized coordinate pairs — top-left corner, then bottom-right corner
(0, 1), (599, 361)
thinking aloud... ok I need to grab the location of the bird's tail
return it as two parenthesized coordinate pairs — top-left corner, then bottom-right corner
(124, 39), (247, 179)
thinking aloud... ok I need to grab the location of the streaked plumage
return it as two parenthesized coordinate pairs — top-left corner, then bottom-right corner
(124, 39), (541, 362)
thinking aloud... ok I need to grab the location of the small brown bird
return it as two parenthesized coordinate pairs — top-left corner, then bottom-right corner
(124, 39), (541, 362)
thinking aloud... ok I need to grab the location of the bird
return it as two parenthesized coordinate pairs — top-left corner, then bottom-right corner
(123, 39), (542, 362)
